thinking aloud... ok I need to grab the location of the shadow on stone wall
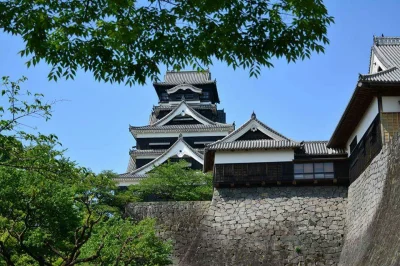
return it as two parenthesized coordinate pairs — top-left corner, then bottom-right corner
(340, 136), (400, 266)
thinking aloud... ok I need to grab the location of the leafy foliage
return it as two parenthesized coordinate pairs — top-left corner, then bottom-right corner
(131, 160), (213, 201)
(0, 77), (172, 265)
(0, 0), (334, 85)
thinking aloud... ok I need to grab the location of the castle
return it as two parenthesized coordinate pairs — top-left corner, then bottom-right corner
(121, 37), (400, 265)
(117, 36), (400, 189)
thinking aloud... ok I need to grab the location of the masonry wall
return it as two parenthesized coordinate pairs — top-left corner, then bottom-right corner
(339, 134), (400, 266)
(128, 187), (347, 266)
(126, 201), (210, 265)
(339, 146), (388, 265)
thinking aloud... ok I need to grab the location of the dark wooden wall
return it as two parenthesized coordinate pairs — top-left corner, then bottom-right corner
(349, 114), (382, 183)
(214, 160), (349, 186)
(136, 136), (223, 149)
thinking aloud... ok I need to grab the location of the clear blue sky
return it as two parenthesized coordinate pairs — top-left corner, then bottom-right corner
(0, 1), (399, 173)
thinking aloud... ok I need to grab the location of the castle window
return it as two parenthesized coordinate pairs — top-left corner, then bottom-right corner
(294, 162), (334, 179)
(200, 91), (210, 100)
(377, 66), (383, 72)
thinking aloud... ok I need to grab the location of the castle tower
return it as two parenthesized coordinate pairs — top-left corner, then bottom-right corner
(116, 70), (234, 186)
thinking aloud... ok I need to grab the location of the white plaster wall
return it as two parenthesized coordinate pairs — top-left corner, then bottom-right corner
(346, 97), (379, 153)
(382, 96), (400, 112)
(370, 54), (387, 74)
(214, 150), (294, 164)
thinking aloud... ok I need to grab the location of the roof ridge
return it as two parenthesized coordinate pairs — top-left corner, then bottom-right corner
(166, 69), (210, 73)
(359, 66), (398, 80)
(232, 139), (296, 143)
(374, 36), (400, 46)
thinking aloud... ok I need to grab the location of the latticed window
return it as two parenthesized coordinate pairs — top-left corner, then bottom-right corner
(294, 162), (334, 179)
(382, 112), (400, 143)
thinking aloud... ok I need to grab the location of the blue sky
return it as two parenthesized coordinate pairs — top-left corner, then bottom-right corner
(0, 0), (399, 173)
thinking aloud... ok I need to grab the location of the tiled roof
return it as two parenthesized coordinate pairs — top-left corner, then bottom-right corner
(130, 148), (204, 156)
(130, 124), (234, 134)
(154, 70), (215, 85)
(302, 141), (347, 156)
(360, 36), (400, 83)
(206, 139), (300, 151)
(126, 156), (136, 172)
(117, 173), (147, 179)
(359, 66), (400, 83)
(152, 104), (217, 112)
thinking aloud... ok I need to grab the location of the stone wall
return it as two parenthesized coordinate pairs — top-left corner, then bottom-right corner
(126, 201), (210, 265)
(339, 147), (389, 265)
(339, 134), (400, 266)
(128, 187), (347, 266)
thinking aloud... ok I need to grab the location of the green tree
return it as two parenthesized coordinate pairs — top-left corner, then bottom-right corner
(131, 160), (213, 201)
(0, 0), (333, 85)
(0, 77), (172, 265)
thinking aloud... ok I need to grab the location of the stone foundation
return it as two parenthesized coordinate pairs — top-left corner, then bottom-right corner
(128, 187), (347, 266)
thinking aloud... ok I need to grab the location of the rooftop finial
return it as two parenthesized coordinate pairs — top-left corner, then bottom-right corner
(181, 95), (185, 101)
(178, 133), (183, 139)
(251, 111), (256, 119)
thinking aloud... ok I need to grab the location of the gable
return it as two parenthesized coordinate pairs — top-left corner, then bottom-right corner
(166, 84), (202, 94)
(223, 119), (289, 143)
(236, 129), (273, 141)
(165, 114), (203, 125)
(153, 101), (216, 127)
(132, 138), (204, 176)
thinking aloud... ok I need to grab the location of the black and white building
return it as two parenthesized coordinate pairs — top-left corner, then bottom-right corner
(116, 70), (234, 186)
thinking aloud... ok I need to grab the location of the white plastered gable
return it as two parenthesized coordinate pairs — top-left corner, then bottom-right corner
(153, 101), (215, 126)
(370, 52), (387, 74)
(222, 117), (288, 143)
(166, 84), (203, 94)
(132, 138), (203, 176)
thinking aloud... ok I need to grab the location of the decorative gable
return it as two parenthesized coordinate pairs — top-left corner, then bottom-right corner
(166, 84), (202, 94)
(127, 135), (204, 176)
(236, 129), (273, 141)
(152, 101), (217, 127)
(221, 112), (290, 143)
